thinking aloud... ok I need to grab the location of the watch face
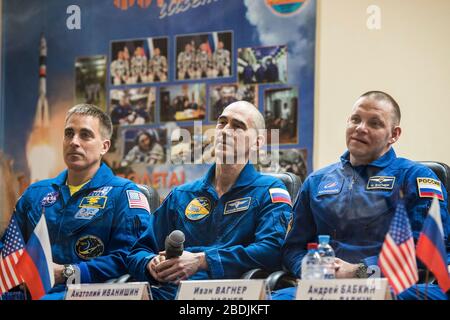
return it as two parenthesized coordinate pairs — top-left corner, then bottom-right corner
(356, 264), (368, 278)
(63, 266), (75, 278)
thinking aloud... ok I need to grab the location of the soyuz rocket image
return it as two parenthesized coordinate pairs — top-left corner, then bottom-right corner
(26, 34), (56, 182)
(34, 34), (50, 128)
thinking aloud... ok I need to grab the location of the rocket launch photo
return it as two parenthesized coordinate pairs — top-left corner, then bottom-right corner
(25, 34), (57, 183)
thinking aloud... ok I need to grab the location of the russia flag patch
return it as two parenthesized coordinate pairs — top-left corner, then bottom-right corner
(269, 188), (292, 206)
(417, 178), (444, 201)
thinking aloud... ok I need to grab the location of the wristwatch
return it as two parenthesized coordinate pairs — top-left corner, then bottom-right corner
(355, 263), (368, 278)
(62, 264), (76, 279)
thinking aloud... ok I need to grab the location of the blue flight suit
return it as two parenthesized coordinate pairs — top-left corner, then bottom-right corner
(265, 62), (279, 83)
(127, 163), (292, 300)
(242, 65), (254, 84)
(3, 163), (151, 299)
(110, 104), (132, 125)
(274, 148), (449, 300)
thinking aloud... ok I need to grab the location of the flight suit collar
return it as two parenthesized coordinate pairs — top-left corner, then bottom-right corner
(202, 162), (259, 192)
(52, 162), (115, 191)
(340, 148), (397, 169)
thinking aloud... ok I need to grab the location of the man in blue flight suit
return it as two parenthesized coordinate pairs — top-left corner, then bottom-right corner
(127, 101), (292, 300)
(2, 104), (151, 299)
(264, 57), (279, 83)
(274, 91), (449, 300)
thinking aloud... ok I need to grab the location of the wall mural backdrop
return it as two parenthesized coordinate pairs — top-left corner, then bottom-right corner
(0, 0), (316, 229)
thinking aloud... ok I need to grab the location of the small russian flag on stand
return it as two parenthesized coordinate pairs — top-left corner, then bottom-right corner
(416, 197), (450, 293)
(16, 211), (54, 300)
(269, 188), (292, 206)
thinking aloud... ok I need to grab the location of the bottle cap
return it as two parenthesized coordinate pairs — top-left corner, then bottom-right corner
(318, 235), (330, 244)
(307, 242), (318, 250)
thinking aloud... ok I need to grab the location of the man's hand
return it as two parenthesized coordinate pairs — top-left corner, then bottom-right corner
(147, 253), (166, 282)
(53, 263), (65, 284)
(147, 251), (207, 285)
(334, 258), (359, 278)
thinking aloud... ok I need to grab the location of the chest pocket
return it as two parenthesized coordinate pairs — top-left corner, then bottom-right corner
(176, 197), (216, 245)
(68, 196), (112, 236)
(218, 197), (259, 242)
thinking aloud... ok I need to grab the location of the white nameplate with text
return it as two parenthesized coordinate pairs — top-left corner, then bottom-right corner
(296, 278), (390, 300)
(66, 282), (151, 300)
(176, 279), (266, 300)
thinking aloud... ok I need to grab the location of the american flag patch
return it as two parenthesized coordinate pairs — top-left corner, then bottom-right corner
(269, 188), (292, 206)
(127, 190), (150, 213)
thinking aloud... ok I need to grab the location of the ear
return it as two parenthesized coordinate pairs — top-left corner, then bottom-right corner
(101, 139), (111, 156)
(389, 126), (402, 144)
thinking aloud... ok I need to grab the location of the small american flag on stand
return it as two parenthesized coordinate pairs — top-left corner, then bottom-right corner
(0, 215), (24, 294)
(378, 199), (418, 295)
(127, 190), (150, 213)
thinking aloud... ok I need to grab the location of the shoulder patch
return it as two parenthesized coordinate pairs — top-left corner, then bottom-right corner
(41, 191), (59, 207)
(269, 188), (292, 206)
(127, 190), (151, 213)
(417, 177), (444, 201)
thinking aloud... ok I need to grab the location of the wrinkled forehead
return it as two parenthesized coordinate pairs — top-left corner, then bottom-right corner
(351, 97), (393, 119)
(220, 104), (253, 127)
(65, 114), (99, 131)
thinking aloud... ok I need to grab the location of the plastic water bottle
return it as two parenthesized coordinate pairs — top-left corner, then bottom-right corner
(318, 235), (335, 279)
(301, 243), (323, 280)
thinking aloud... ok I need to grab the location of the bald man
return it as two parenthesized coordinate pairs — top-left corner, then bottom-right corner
(127, 101), (292, 299)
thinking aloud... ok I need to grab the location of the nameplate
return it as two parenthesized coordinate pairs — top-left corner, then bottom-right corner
(176, 280), (266, 300)
(296, 278), (390, 300)
(66, 282), (151, 300)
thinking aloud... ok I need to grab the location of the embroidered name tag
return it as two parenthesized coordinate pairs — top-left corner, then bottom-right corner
(224, 197), (251, 215)
(367, 176), (396, 190)
(74, 208), (99, 220)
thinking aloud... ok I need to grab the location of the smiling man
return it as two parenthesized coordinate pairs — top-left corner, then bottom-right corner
(2, 104), (151, 299)
(127, 101), (292, 300)
(276, 91), (449, 300)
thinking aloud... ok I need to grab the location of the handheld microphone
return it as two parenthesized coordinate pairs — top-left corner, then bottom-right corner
(164, 230), (185, 259)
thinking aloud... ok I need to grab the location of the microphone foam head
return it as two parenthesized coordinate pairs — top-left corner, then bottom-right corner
(168, 230), (185, 246)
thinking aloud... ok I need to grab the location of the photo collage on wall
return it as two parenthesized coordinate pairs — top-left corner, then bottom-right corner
(75, 31), (307, 195)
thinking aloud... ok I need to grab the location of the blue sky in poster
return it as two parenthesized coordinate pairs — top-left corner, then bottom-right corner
(1, 0), (316, 177)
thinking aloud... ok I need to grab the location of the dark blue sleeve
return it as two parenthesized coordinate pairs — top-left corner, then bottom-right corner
(405, 165), (449, 266)
(126, 190), (175, 283)
(362, 165), (450, 268)
(204, 181), (292, 279)
(281, 178), (316, 277)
